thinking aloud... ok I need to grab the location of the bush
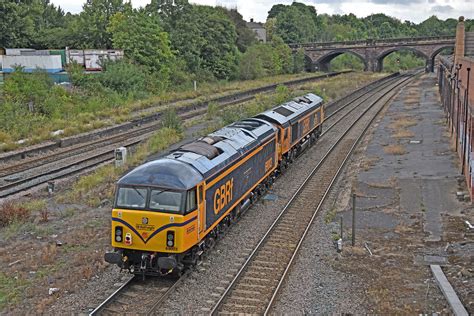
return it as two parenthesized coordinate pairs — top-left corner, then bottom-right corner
(98, 60), (149, 97)
(0, 202), (30, 227)
(3, 69), (53, 114)
(161, 107), (182, 132)
(206, 102), (219, 120)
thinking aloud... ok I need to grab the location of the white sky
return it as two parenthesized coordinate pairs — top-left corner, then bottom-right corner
(51, 0), (473, 23)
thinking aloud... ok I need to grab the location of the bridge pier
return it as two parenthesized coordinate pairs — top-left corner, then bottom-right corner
(367, 58), (378, 72)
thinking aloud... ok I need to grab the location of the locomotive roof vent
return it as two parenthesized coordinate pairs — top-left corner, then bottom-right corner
(231, 119), (264, 131)
(200, 136), (223, 145)
(273, 106), (294, 117)
(293, 96), (311, 104)
(171, 152), (183, 158)
(179, 141), (223, 160)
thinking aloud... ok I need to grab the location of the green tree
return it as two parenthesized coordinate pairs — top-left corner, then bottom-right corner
(271, 36), (292, 74)
(416, 15), (445, 36)
(238, 45), (267, 80)
(267, 4), (286, 19)
(108, 10), (173, 77)
(265, 18), (277, 42)
(293, 47), (306, 73)
(273, 4), (317, 43)
(167, 5), (239, 79)
(72, 0), (132, 48)
(0, 1), (35, 47)
(221, 8), (257, 53)
(146, 0), (192, 32)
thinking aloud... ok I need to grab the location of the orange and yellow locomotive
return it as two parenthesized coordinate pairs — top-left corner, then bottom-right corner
(104, 93), (324, 276)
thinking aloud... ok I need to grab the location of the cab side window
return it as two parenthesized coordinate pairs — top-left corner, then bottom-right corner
(185, 189), (197, 214)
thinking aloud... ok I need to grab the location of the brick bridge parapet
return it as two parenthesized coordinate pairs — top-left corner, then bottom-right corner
(291, 36), (455, 72)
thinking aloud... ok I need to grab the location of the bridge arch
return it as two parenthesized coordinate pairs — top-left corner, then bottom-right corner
(315, 49), (367, 72)
(376, 47), (428, 72)
(429, 45), (454, 72)
(304, 54), (315, 72)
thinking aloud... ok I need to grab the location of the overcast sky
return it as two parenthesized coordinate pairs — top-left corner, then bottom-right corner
(50, 0), (473, 23)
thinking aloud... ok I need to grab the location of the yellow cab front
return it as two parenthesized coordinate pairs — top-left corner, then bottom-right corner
(105, 185), (200, 276)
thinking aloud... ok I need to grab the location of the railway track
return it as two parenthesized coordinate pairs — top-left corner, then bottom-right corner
(0, 72), (351, 199)
(209, 72), (418, 315)
(85, 72), (416, 315)
(89, 274), (186, 315)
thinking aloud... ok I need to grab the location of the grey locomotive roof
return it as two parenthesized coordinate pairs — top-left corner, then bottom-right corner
(168, 118), (276, 178)
(118, 117), (276, 190)
(256, 93), (323, 126)
(117, 159), (203, 190)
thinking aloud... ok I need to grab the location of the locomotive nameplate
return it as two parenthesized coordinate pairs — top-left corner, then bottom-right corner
(136, 224), (155, 231)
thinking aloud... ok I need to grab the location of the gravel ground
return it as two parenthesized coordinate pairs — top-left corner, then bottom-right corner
(273, 73), (473, 314)
(156, 124), (347, 314)
(44, 74), (390, 314)
(0, 73), (384, 314)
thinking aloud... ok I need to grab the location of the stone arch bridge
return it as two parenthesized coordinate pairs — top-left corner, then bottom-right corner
(290, 36), (455, 72)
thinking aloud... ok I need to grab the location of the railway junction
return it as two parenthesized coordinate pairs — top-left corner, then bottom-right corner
(0, 20), (473, 316)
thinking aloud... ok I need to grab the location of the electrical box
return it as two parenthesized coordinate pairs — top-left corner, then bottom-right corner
(115, 147), (127, 167)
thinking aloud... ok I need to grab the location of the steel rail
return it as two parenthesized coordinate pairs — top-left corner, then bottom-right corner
(89, 272), (189, 316)
(264, 71), (421, 314)
(0, 71), (349, 168)
(210, 72), (418, 315)
(144, 271), (191, 316)
(0, 72), (353, 198)
(89, 275), (136, 316)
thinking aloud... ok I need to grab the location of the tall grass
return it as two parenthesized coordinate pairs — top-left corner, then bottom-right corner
(0, 67), (321, 152)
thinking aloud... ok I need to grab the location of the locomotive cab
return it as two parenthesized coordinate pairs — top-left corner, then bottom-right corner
(105, 159), (204, 275)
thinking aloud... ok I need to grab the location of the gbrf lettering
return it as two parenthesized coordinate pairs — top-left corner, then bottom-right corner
(214, 178), (234, 214)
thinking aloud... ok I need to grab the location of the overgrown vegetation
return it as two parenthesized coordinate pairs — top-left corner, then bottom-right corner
(0, 68), (317, 151)
(0, 0), (464, 149)
(0, 272), (29, 310)
(0, 202), (29, 227)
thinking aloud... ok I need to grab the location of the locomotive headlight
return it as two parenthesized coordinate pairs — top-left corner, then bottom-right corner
(115, 226), (123, 242)
(166, 231), (175, 247)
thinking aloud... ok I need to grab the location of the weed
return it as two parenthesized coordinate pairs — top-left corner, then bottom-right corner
(220, 107), (243, 125)
(0, 273), (30, 310)
(39, 209), (49, 222)
(325, 206), (338, 224)
(41, 244), (57, 265)
(161, 107), (182, 132)
(1, 220), (35, 240)
(360, 156), (381, 171)
(0, 202), (30, 227)
(392, 130), (414, 139)
(58, 208), (75, 219)
(331, 231), (341, 241)
(206, 102), (219, 120)
(389, 117), (417, 130)
(384, 144), (407, 155)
